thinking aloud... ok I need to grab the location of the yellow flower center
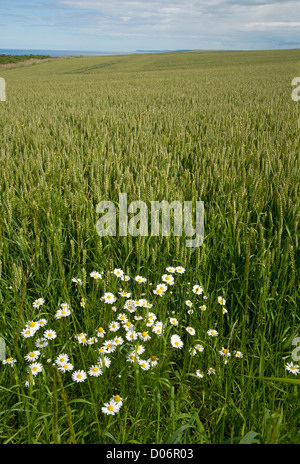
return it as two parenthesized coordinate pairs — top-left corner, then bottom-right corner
(151, 356), (156, 362)
(114, 395), (121, 402)
(29, 322), (35, 328)
(30, 353), (35, 357)
(33, 367), (38, 371)
(6, 358), (11, 362)
(108, 405), (113, 411)
(63, 364), (69, 369)
(142, 332), (147, 338)
(92, 367), (98, 372)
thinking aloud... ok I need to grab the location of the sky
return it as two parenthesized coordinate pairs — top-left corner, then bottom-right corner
(0, 0), (300, 52)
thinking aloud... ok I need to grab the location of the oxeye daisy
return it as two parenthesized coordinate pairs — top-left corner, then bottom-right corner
(162, 274), (174, 285)
(235, 351), (243, 359)
(72, 370), (87, 383)
(113, 269), (124, 278)
(21, 327), (34, 338)
(138, 359), (150, 371)
(35, 338), (48, 349)
(153, 288), (164, 297)
(122, 275), (131, 282)
(117, 313), (128, 323)
(55, 354), (69, 366)
(72, 277), (82, 285)
(149, 355), (158, 367)
(110, 395), (123, 407)
(43, 329), (57, 340)
(27, 320), (40, 333)
(87, 337), (98, 345)
(90, 271), (102, 280)
(170, 317), (179, 326)
(192, 285), (203, 295)
(38, 318), (47, 327)
(285, 362), (299, 375)
(102, 402), (120, 416)
(126, 330), (138, 342)
(119, 290), (131, 298)
(195, 344), (204, 353)
(58, 363), (74, 373)
(196, 370), (204, 378)
(109, 321), (120, 332)
(78, 335), (88, 345)
(156, 283), (168, 293)
(187, 309), (194, 315)
(123, 320), (134, 330)
(185, 300), (193, 307)
(207, 367), (216, 375)
(175, 266), (185, 274)
(29, 362), (43, 376)
(133, 344), (145, 355)
(218, 296), (226, 306)
(222, 308), (228, 315)
(25, 351), (40, 362)
(96, 327), (106, 338)
(80, 298), (86, 308)
(127, 352), (138, 363)
(88, 365), (103, 377)
(152, 323), (163, 336)
(98, 355), (111, 369)
(102, 292), (117, 304)
(102, 340), (116, 354)
(166, 266), (176, 273)
(113, 336), (124, 346)
(219, 347), (231, 358)
(125, 301), (137, 313)
(170, 334), (184, 349)
(207, 329), (219, 337)
(200, 305), (206, 311)
(186, 326), (196, 336)
(134, 314), (143, 321)
(2, 357), (17, 365)
(33, 298), (45, 308)
(25, 374), (35, 388)
(139, 331), (151, 341)
(135, 275), (147, 284)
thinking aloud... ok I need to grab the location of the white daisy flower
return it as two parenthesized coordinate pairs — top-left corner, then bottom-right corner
(2, 357), (17, 365)
(169, 318), (178, 326)
(55, 354), (70, 366)
(90, 271), (102, 280)
(72, 278), (82, 285)
(235, 351), (243, 359)
(186, 326), (196, 336)
(138, 359), (150, 371)
(285, 362), (299, 375)
(88, 365), (103, 377)
(126, 352), (139, 363)
(113, 336), (124, 346)
(35, 338), (48, 349)
(58, 363), (74, 373)
(110, 395), (123, 407)
(195, 344), (204, 353)
(32, 298), (45, 308)
(126, 330), (138, 342)
(21, 327), (34, 338)
(113, 269), (124, 278)
(87, 337), (98, 345)
(102, 292), (117, 304)
(196, 370), (204, 378)
(200, 305), (206, 311)
(135, 275), (147, 284)
(98, 355), (111, 369)
(96, 327), (106, 338)
(218, 296), (226, 306)
(222, 308), (228, 314)
(149, 355), (158, 367)
(166, 267), (176, 273)
(175, 266), (185, 274)
(24, 351), (40, 362)
(109, 321), (120, 332)
(170, 334), (184, 349)
(185, 300), (193, 307)
(192, 285), (203, 295)
(207, 367), (216, 375)
(102, 340), (116, 354)
(29, 362), (43, 376)
(43, 329), (57, 340)
(207, 329), (219, 337)
(139, 331), (151, 341)
(102, 401), (120, 415)
(162, 274), (174, 285)
(187, 309), (194, 315)
(156, 283), (168, 293)
(72, 370), (87, 383)
(219, 347), (231, 358)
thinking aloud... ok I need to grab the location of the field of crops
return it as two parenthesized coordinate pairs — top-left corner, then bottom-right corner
(0, 49), (299, 444)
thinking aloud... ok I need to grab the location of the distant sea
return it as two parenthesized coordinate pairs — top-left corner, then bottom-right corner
(0, 48), (192, 57)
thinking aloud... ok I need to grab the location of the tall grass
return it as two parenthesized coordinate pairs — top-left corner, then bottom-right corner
(0, 49), (299, 444)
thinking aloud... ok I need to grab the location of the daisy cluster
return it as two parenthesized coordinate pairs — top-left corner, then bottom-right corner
(6, 263), (290, 419)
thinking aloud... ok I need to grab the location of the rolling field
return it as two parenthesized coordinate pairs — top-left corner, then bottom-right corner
(0, 49), (299, 444)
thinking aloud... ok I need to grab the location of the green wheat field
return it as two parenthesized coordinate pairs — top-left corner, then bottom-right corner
(0, 49), (299, 444)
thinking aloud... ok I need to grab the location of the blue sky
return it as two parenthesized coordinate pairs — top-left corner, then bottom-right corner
(0, 0), (300, 52)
